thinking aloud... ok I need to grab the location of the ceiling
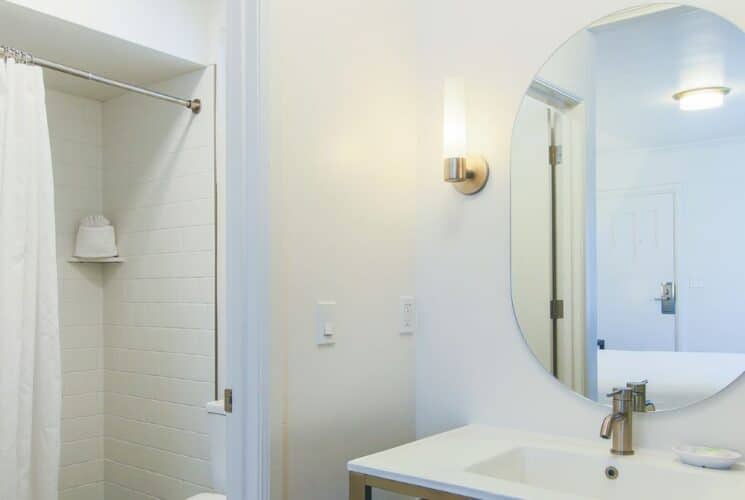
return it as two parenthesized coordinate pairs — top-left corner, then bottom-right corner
(592, 6), (745, 151)
(0, 1), (203, 101)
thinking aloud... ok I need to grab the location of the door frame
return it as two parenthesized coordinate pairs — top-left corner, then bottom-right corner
(509, 86), (590, 397)
(595, 184), (681, 351)
(557, 101), (589, 396)
(225, 0), (272, 499)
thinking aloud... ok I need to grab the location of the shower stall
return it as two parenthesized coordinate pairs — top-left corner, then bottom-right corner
(0, 3), (222, 499)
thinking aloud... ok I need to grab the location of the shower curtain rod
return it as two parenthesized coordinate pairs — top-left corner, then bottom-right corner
(0, 45), (201, 113)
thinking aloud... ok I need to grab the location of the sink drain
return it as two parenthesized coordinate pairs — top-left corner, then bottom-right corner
(605, 466), (619, 480)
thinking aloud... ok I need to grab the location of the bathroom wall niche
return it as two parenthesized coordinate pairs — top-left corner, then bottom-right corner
(510, 4), (745, 412)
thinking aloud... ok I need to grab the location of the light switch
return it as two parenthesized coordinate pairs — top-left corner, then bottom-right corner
(323, 321), (335, 337)
(400, 296), (416, 334)
(316, 301), (336, 345)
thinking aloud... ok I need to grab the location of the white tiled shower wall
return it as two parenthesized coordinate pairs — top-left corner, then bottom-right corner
(48, 89), (106, 500)
(47, 67), (215, 500)
(101, 68), (216, 500)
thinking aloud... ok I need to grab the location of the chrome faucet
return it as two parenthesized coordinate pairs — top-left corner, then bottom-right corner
(626, 379), (656, 412)
(600, 388), (634, 455)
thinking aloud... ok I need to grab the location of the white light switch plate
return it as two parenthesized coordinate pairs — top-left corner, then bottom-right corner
(400, 296), (416, 334)
(316, 301), (336, 345)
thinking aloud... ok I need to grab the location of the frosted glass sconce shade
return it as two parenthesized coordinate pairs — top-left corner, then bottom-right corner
(443, 77), (467, 158)
(442, 77), (488, 195)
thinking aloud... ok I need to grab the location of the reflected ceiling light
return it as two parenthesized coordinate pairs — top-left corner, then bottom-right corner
(673, 86), (730, 111)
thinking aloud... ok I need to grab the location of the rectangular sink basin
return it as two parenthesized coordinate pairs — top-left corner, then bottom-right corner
(467, 446), (742, 499)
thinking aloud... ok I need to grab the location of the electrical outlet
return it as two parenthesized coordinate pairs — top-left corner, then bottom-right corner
(400, 296), (416, 334)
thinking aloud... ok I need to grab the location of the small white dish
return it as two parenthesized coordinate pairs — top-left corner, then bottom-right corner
(673, 445), (742, 469)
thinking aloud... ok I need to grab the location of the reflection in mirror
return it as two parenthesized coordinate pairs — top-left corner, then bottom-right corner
(511, 4), (745, 411)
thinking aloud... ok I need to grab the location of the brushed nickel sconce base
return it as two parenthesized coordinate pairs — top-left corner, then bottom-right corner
(449, 155), (489, 195)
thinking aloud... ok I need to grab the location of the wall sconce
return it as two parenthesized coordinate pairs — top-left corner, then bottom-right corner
(442, 77), (489, 195)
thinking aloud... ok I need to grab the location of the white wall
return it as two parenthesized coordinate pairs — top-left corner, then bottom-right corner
(5, 0), (224, 64)
(414, 0), (745, 455)
(598, 136), (745, 353)
(265, 0), (418, 498)
(101, 68), (216, 500)
(49, 89), (105, 500)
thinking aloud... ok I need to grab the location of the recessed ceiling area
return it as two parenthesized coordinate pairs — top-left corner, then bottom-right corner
(592, 6), (745, 151)
(0, 0), (204, 101)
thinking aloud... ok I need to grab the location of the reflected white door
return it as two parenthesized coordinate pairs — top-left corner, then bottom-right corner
(512, 96), (553, 370)
(596, 189), (676, 351)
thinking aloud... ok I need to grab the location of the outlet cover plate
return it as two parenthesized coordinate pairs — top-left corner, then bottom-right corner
(400, 296), (416, 334)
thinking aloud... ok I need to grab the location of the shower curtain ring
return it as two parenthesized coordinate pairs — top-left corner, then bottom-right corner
(0, 46), (33, 64)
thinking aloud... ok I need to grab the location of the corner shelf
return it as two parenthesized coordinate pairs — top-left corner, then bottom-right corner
(67, 257), (125, 263)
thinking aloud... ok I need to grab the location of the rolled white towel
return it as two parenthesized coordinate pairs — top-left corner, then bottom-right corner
(74, 215), (118, 258)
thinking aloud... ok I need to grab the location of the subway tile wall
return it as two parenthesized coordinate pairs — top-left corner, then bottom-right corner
(48, 67), (215, 500)
(47, 89), (106, 500)
(102, 68), (216, 500)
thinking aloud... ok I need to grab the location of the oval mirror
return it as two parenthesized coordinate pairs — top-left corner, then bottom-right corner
(511, 4), (745, 411)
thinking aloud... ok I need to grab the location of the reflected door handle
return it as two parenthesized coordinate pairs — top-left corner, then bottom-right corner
(654, 281), (675, 314)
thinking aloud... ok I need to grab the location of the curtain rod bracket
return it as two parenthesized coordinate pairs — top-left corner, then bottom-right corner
(188, 99), (202, 114)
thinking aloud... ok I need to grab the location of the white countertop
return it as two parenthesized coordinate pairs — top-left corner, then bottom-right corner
(347, 425), (745, 500)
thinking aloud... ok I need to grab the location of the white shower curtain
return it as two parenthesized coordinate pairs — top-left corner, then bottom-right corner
(0, 59), (61, 500)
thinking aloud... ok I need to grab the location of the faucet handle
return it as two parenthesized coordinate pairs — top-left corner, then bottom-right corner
(606, 387), (632, 400)
(626, 379), (648, 389)
(626, 380), (655, 412)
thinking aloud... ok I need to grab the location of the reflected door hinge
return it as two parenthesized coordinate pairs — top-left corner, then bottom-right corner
(550, 299), (564, 319)
(224, 388), (233, 413)
(549, 144), (563, 166)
